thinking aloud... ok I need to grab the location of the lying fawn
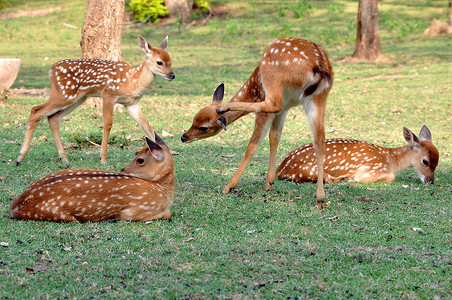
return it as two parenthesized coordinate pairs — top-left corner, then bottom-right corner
(277, 126), (439, 184)
(181, 38), (333, 209)
(11, 133), (175, 222)
(16, 36), (175, 165)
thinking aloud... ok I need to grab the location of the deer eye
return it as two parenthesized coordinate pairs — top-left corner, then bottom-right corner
(137, 158), (145, 165)
(422, 158), (429, 166)
(157, 61), (163, 66)
(199, 126), (209, 132)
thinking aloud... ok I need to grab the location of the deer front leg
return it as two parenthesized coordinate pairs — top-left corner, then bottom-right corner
(100, 97), (115, 164)
(265, 112), (287, 190)
(125, 102), (156, 142)
(223, 113), (272, 193)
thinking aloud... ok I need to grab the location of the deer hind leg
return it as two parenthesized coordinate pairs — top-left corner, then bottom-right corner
(100, 96), (115, 164)
(47, 99), (86, 164)
(16, 95), (69, 165)
(223, 113), (272, 193)
(125, 102), (155, 142)
(218, 81), (283, 114)
(305, 93), (327, 209)
(265, 112), (287, 190)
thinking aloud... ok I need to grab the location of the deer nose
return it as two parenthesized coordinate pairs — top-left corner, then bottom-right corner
(168, 73), (175, 80)
(424, 177), (434, 184)
(180, 134), (187, 143)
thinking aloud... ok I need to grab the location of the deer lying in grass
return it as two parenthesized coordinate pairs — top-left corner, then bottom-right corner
(11, 133), (175, 222)
(181, 37), (333, 209)
(16, 35), (175, 165)
(277, 126), (439, 184)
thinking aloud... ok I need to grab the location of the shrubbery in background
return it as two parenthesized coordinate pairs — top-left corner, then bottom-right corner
(129, 0), (169, 23)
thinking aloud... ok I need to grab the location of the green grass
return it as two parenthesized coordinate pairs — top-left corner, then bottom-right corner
(1, 0), (451, 298)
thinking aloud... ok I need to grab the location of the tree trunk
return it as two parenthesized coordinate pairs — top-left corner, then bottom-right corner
(353, 0), (381, 61)
(165, 0), (193, 24)
(80, 0), (125, 108)
(449, 0), (452, 26)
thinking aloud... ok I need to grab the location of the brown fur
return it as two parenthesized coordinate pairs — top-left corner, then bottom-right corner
(11, 135), (175, 222)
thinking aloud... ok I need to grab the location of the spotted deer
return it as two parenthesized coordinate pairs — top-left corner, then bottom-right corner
(181, 37), (333, 209)
(277, 126), (439, 184)
(11, 134), (175, 222)
(16, 36), (175, 165)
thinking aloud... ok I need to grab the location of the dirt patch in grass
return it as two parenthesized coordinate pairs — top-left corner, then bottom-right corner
(7, 87), (49, 98)
(0, 7), (62, 19)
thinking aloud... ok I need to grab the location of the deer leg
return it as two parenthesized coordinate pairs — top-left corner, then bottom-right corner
(306, 93), (327, 210)
(265, 112), (287, 190)
(100, 97), (115, 164)
(47, 100), (85, 164)
(47, 113), (69, 164)
(16, 96), (69, 165)
(125, 102), (155, 141)
(223, 113), (272, 193)
(217, 81), (283, 114)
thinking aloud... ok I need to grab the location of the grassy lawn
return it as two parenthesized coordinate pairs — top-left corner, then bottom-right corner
(0, 0), (451, 298)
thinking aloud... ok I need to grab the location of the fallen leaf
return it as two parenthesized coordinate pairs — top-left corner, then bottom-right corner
(319, 282), (329, 290)
(26, 263), (48, 273)
(221, 154), (235, 158)
(161, 130), (174, 138)
(0, 242), (9, 247)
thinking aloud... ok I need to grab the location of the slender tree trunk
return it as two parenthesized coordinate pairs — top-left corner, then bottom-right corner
(80, 0), (125, 108)
(353, 0), (381, 61)
(165, 0), (193, 24)
(449, 0), (452, 26)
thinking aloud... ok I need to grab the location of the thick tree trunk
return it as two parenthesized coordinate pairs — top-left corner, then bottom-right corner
(353, 0), (381, 61)
(81, 0), (125, 60)
(165, 0), (193, 24)
(80, 0), (125, 108)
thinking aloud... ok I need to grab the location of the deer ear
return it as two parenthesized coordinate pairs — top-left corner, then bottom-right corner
(153, 131), (168, 148)
(159, 36), (168, 50)
(216, 116), (227, 131)
(145, 137), (165, 161)
(418, 125), (432, 142)
(138, 35), (152, 54)
(212, 83), (224, 104)
(403, 126), (421, 148)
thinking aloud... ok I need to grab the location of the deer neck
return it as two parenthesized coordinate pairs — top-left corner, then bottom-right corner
(388, 145), (414, 174)
(152, 168), (175, 201)
(130, 62), (155, 94)
(223, 66), (265, 125)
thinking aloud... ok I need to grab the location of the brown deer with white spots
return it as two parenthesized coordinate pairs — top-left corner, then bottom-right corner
(181, 37), (333, 209)
(277, 126), (439, 184)
(16, 36), (175, 165)
(11, 134), (175, 222)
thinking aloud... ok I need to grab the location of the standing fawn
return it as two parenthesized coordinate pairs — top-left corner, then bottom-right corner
(16, 36), (175, 165)
(181, 37), (333, 209)
(277, 126), (439, 184)
(11, 133), (175, 222)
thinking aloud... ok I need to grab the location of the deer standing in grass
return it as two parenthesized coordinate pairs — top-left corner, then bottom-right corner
(277, 126), (439, 184)
(181, 37), (333, 209)
(11, 133), (174, 222)
(16, 36), (175, 165)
